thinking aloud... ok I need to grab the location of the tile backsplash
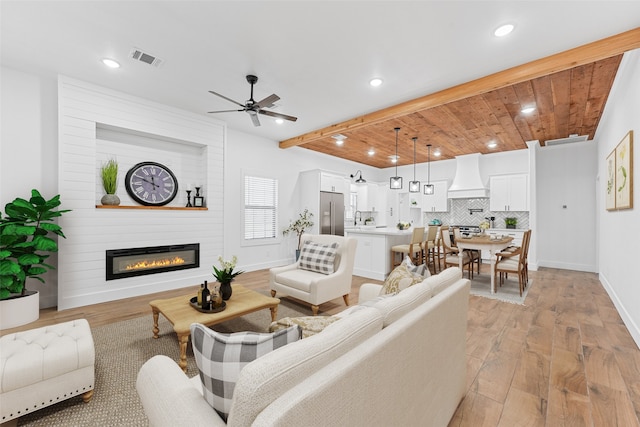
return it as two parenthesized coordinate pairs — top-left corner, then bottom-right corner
(423, 198), (529, 229)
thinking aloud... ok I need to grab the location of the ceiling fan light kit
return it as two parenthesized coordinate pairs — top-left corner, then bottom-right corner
(208, 74), (298, 127)
(390, 127), (403, 190)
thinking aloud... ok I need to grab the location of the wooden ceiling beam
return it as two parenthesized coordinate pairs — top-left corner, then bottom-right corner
(279, 27), (640, 149)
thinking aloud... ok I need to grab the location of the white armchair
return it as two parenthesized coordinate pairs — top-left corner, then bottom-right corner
(270, 234), (357, 315)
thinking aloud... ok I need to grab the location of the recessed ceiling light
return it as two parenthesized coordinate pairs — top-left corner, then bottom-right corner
(368, 148), (375, 156)
(369, 78), (383, 87)
(494, 24), (514, 37)
(275, 118), (284, 124)
(434, 150), (441, 157)
(101, 58), (120, 69)
(332, 134), (347, 145)
(389, 155), (399, 164)
(487, 141), (498, 149)
(521, 106), (536, 114)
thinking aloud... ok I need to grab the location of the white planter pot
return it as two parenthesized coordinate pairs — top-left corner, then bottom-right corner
(0, 291), (40, 330)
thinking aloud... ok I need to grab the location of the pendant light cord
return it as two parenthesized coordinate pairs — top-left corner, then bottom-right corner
(394, 127), (400, 175)
(412, 137), (417, 180)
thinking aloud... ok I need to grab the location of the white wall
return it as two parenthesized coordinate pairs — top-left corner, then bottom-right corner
(223, 129), (378, 270)
(595, 49), (640, 346)
(56, 76), (225, 309)
(536, 141), (598, 272)
(1, 67), (59, 307)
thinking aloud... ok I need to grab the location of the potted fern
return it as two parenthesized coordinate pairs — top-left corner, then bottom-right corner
(100, 158), (120, 205)
(282, 209), (314, 259)
(0, 190), (70, 329)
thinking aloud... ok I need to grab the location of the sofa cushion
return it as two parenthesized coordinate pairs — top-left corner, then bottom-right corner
(269, 315), (340, 338)
(227, 306), (383, 425)
(405, 256), (431, 279)
(379, 264), (423, 295)
(274, 268), (325, 292)
(371, 267), (463, 327)
(298, 241), (338, 274)
(190, 323), (302, 421)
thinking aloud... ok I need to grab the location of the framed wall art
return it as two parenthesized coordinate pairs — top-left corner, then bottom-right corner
(612, 130), (633, 210)
(606, 149), (616, 210)
(615, 130), (633, 210)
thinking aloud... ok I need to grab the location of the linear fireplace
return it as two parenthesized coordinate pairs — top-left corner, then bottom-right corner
(106, 243), (199, 281)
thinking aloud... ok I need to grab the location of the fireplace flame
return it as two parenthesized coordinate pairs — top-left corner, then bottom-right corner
(125, 256), (186, 271)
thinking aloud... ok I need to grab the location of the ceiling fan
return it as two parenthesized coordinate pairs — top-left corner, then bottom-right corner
(208, 74), (298, 127)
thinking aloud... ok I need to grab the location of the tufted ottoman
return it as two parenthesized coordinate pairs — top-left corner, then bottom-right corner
(0, 318), (95, 423)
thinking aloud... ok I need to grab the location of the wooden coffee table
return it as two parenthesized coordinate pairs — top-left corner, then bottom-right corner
(149, 284), (280, 372)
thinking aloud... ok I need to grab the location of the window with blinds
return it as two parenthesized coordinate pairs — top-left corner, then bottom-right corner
(244, 174), (278, 240)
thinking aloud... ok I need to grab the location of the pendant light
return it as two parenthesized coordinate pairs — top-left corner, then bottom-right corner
(409, 137), (420, 192)
(424, 144), (434, 195)
(390, 127), (403, 190)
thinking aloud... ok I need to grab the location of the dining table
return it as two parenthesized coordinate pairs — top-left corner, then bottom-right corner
(455, 234), (514, 293)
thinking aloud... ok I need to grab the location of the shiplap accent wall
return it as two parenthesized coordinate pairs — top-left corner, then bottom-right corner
(57, 76), (224, 310)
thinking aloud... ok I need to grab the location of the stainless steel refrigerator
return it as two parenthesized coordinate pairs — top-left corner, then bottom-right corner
(320, 191), (345, 236)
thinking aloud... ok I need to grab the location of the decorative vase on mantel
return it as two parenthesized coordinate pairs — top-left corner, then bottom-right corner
(101, 194), (121, 206)
(219, 281), (232, 301)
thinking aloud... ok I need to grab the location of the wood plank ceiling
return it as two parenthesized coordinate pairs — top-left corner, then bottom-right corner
(280, 29), (640, 169)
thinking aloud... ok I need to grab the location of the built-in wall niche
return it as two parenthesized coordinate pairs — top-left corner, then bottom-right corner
(95, 124), (207, 208)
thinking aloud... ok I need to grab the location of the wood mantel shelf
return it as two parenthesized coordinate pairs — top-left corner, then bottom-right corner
(96, 205), (208, 211)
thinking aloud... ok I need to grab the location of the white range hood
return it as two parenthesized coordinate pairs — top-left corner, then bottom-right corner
(448, 153), (489, 199)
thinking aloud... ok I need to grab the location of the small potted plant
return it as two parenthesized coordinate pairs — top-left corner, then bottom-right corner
(100, 158), (120, 206)
(505, 217), (517, 229)
(397, 221), (411, 230)
(212, 255), (244, 301)
(282, 209), (314, 259)
(0, 189), (70, 329)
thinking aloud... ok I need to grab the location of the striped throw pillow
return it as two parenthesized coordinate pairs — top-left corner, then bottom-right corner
(190, 323), (302, 421)
(298, 241), (339, 274)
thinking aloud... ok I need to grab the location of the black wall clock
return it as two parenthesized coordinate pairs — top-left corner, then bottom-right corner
(124, 162), (178, 206)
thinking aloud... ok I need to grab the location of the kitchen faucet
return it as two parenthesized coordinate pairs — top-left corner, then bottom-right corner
(355, 211), (362, 225)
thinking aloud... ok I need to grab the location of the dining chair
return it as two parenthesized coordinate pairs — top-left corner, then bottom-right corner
(440, 226), (474, 279)
(452, 227), (481, 275)
(494, 229), (531, 296)
(421, 225), (439, 273)
(390, 227), (425, 271)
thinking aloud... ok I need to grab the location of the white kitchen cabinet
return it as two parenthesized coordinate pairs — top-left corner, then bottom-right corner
(356, 183), (380, 212)
(489, 174), (529, 211)
(422, 180), (449, 212)
(320, 172), (347, 194)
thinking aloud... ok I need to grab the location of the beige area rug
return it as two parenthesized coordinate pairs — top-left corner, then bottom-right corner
(468, 273), (533, 305)
(17, 295), (310, 426)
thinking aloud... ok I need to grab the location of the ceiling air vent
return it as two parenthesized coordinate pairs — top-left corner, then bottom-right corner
(544, 134), (589, 146)
(129, 48), (163, 67)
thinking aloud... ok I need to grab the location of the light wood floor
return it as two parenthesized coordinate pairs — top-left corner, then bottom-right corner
(2, 267), (639, 426)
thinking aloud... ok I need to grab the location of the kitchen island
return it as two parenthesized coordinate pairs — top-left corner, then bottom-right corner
(345, 227), (413, 280)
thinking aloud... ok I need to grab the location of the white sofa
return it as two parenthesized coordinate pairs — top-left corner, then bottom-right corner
(270, 234), (358, 315)
(137, 267), (470, 427)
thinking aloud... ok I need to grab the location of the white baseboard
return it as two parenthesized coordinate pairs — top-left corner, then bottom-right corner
(537, 259), (597, 273)
(599, 272), (640, 349)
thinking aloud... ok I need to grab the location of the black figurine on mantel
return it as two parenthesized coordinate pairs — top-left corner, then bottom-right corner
(186, 190), (193, 207)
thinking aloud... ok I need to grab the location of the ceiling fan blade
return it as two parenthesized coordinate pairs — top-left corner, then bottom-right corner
(248, 111), (261, 127)
(259, 109), (298, 122)
(255, 94), (280, 108)
(207, 109), (245, 114)
(208, 90), (245, 108)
